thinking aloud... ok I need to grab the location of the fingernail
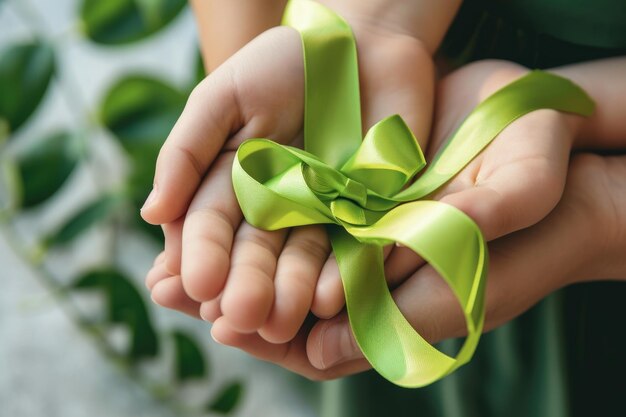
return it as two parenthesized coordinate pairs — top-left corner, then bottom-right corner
(200, 303), (211, 322)
(141, 185), (158, 212)
(210, 328), (224, 345)
(150, 291), (162, 306)
(321, 319), (360, 368)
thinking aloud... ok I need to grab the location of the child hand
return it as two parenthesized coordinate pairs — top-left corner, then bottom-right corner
(143, 26), (307, 332)
(144, 23), (435, 342)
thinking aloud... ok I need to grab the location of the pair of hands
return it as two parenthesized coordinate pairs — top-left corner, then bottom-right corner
(141, 23), (620, 380)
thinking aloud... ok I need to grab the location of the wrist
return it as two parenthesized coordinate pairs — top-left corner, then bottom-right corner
(316, 0), (461, 54)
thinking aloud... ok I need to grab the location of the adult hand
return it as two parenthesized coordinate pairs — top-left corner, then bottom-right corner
(209, 151), (626, 380)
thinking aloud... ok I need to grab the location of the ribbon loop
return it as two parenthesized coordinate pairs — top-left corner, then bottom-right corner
(232, 0), (595, 387)
(341, 115), (425, 197)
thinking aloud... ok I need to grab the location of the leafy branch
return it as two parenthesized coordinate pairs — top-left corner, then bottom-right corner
(0, 0), (242, 415)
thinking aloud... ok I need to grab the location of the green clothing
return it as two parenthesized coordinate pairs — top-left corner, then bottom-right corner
(321, 284), (626, 417)
(487, 0), (626, 49)
(319, 2), (626, 416)
(441, 0), (626, 69)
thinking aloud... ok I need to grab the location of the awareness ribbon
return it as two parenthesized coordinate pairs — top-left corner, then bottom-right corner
(231, 0), (595, 387)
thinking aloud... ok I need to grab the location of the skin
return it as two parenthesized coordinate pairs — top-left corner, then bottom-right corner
(190, 0), (288, 73)
(149, 59), (626, 379)
(143, 1), (626, 380)
(206, 151), (626, 379)
(143, 0), (461, 341)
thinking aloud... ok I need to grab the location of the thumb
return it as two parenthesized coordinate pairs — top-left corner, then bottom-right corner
(439, 186), (515, 242)
(141, 27), (304, 226)
(307, 263), (464, 370)
(307, 314), (363, 370)
(438, 168), (564, 241)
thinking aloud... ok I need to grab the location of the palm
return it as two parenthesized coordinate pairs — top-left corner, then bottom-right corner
(425, 61), (577, 241)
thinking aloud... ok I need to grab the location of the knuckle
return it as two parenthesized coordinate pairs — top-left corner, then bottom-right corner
(286, 233), (329, 262)
(173, 143), (206, 181)
(238, 230), (282, 259)
(186, 208), (235, 251)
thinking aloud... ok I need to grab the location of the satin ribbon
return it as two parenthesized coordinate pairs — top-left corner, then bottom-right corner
(231, 0), (595, 387)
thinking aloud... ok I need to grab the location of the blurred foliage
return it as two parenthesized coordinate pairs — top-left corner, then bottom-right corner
(73, 269), (159, 359)
(0, 41), (55, 134)
(0, 0), (244, 415)
(209, 382), (244, 415)
(15, 130), (81, 208)
(100, 75), (186, 205)
(100, 75), (187, 240)
(42, 193), (125, 248)
(173, 330), (208, 381)
(80, 0), (187, 44)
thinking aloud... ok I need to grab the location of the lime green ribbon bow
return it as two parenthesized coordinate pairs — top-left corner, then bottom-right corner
(231, 0), (595, 387)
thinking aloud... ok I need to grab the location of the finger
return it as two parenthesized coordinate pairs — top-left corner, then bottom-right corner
(259, 225), (330, 343)
(153, 251), (166, 266)
(384, 245), (424, 287)
(310, 254), (342, 319)
(307, 264), (463, 370)
(145, 259), (170, 290)
(140, 64), (242, 225)
(151, 276), (202, 319)
(141, 26), (304, 225)
(162, 218), (184, 275)
(211, 316), (370, 381)
(358, 34), (434, 146)
(180, 152), (241, 302)
(220, 222), (287, 333)
(311, 244), (393, 319)
(199, 296), (222, 323)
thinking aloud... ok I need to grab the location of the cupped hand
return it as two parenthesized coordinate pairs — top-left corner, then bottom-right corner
(144, 20), (435, 343)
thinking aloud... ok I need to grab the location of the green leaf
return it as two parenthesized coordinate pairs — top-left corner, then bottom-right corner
(72, 268), (159, 359)
(80, 0), (187, 45)
(100, 75), (185, 242)
(172, 330), (207, 382)
(101, 75), (185, 150)
(15, 131), (80, 208)
(208, 382), (244, 414)
(0, 119), (8, 144)
(43, 193), (125, 248)
(0, 41), (55, 134)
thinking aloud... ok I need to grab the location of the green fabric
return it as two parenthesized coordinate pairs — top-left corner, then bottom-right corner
(232, 0), (594, 391)
(487, 0), (626, 49)
(441, 0), (626, 69)
(319, 284), (626, 417)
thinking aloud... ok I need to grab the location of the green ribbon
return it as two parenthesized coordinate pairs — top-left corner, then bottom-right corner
(231, 0), (595, 387)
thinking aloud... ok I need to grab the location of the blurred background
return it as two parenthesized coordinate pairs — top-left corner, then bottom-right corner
(0, 0), (317, 415)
